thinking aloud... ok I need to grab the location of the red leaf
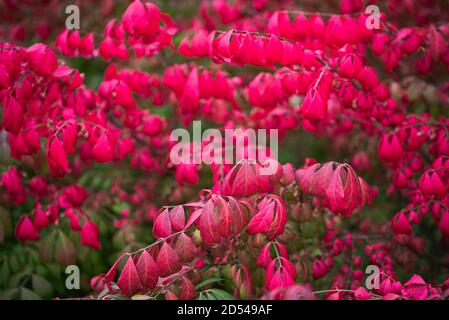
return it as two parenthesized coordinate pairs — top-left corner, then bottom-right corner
(296, 163), (321, 194)
(153, 208), (173, 239)
(92, 131), (113, 163)
(47, 137), (70, 177)
(325, 164), (362, 216)
(183, 201), (205, 208)
(228, 196), (248, 235)
(15, 215), (40, 242)
(179, 277), (196, 300)
(62, 123), (78, 155)
(247, 195), (287, 239)
(311, 162), (335, 195)
(247, 201), (275, 234)
(156, 242), (181, 277)
(174, 233), (197, 263)
(326, 166), (346, 212)
(169, 205), (186, 231)
(428, 25), (447, 60)
(221, 160), (267, 197)
(165, 291), (178, 300)
(257, 242), (288, 268)
(105, 253), (128, 284)
(136, 250), (159, 291)
(185, 208), (202, 229)
(217, 30), (233, 61)
(216, 196), (232, 238)
(198, 197), (221, 245)
(80, 221), (101, 250)
(3, 96), (23, 135)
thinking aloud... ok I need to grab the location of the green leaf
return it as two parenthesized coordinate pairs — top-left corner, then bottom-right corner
(0, 223), (4, 244)
(0, 206), (12, 244)
(8, 255), (20, 273)
(20, 287), (42, 300)
(310, 248), (323, 258)
(195, 277), (223, 290)
(198, 291), (215, 300)
(103, 293), (129, 300)
(0, 288), (20, 300)
(8, 270), (31, 288)
(55, 231), (76, 266)
(39, 230), (57, 263)
(131, 294), (151, 300)
(207, 289), (235, 300)
(199, 289), (235, 300)
(31, 274), (53, 299)
(0, 258), (10, 285)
